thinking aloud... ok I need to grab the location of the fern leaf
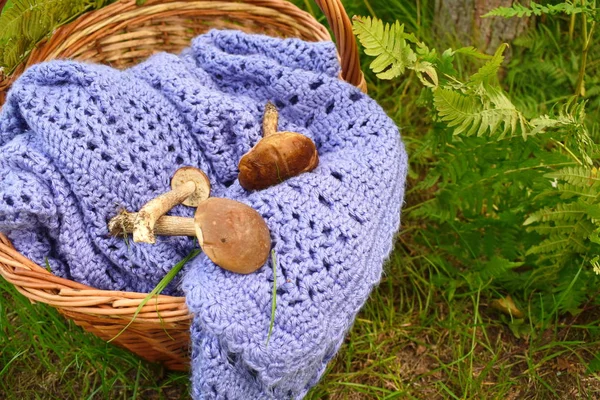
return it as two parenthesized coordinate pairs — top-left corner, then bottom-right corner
(527, 233), (587, 255)
(555, 183), (600, 200)
(433, 86), (527, 138)
(468, 43), (508, 87)
(524, 202), (587, 225)
(478, 256), (523, 281)
(483, 1), (585, 19)
(452, 46), (493, 60)
(545, 166), (600, 188)
(0, 0), (100, 71)
(352, 16), (417, 80)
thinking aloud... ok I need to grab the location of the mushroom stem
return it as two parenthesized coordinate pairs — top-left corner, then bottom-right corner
(133, 180), (196, 244)
(262, 101), (279, 137)
(108, 211), (196, 237)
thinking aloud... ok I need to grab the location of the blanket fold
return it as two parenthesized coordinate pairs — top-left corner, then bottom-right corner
(0, 30), (408, 399)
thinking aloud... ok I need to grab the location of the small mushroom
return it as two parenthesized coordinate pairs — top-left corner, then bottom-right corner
(238, 102), (319, 191)
(133, 166), (210, 244)
(195, 198), (271, 274)
(108, 198), (271, 274)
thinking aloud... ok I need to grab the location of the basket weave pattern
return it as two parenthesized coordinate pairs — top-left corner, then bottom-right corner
(0, 0), (363, 371)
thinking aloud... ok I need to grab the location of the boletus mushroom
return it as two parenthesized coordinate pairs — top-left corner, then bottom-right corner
(108, 198), (271, 274)
(194, 198), (271, 274)
(238, 102), (319, 191)
(133, 166), (211, 244)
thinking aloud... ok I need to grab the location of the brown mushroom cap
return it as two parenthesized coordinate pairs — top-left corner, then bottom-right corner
(194, 198), (271, 274)
(238, 132), (319, 191)
(171, 166), (211, 207)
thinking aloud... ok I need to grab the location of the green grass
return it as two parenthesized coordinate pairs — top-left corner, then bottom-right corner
(3, 0), (600, 398)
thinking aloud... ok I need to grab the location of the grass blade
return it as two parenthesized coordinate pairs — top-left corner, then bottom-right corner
(266, 249), (277, 346)
(109, 248), (201, 342)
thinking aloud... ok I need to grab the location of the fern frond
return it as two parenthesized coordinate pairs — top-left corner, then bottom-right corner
(483, 1), (586, 19)
(477, 256), (523, 281)
(555, 182), (600, 200)
(433, 86), (527, 138)
(0, 0), (104, 71)
(352, 16), (417, 80)
(468, 44), (508, 87)
(524, 202), (588, 225)
(545, 166), (600, 188)
(527, 232), (587, 255)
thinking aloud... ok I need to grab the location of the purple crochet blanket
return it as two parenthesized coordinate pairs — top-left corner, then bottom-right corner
(0, 30), (407, 398)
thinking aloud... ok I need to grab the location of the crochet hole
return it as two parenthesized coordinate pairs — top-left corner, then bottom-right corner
(226, 352), (239, 366)
(276, 287), (287, 296)
(331, 171), (343, 181)
(141, 162), (147, 170)
(318, 194), (331, 207)
(175, 156), (184, 165)
(309, 80), (323, 90)
(107, 116), (116, 125)
(100, 153), (111, 162)
(115, 164), (126, 173)
(21, 194), (30, 203)
(349, 92), (362, 102)
(289, 95), (299, 105)
(72, 131), (83, 139)
(324, 260), (332, 271)
(167, 145), (175, 152)
(274, 100), (285, 109)
(129, 175), (139, 184)
(87, 142), (97, 151)
(304, 114), (314, 128)
(215, 73), (223, 80)
(292, 212), (300, 220)
(139, 146), (148, 152)
(325, 102), (335, 114)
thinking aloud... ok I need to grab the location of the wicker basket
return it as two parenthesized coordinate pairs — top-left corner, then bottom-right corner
(0, 0), (364, 372)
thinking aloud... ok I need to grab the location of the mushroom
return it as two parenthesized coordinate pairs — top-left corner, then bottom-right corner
(133, 166), (210, 244)
(109, 211), (196, 237)
(194, 198), (271, 274)
(238, 102), (319, 191)
(108, 198), (271, 274)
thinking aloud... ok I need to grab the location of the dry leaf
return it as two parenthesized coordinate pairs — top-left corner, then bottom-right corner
(491, 295), (524, 318)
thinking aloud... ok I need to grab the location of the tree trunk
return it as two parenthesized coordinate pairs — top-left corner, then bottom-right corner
(434, 0), (531, 55)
